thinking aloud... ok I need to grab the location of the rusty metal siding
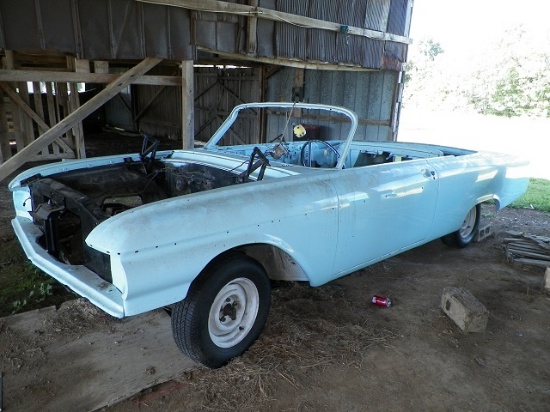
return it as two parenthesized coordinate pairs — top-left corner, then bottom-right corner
(194, 11), (244, 55)
(0, 0), (194, 60)
(0, 0), (409, 70)
(387, 0), (409, 35)
(0, 0), (40, 51)
(272, 0), (403, 69)
(40, 0), (77, 53)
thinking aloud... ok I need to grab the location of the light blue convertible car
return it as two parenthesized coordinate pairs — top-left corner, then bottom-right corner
(9, 102), (529, 367)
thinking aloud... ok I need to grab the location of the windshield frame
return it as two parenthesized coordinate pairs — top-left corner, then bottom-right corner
(203, 102), (359, 170)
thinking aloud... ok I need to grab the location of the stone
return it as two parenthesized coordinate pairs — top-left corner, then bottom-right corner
(441, 287), (489, 333)
(474, 222), (492, 243)
(544, 268), (550, 291)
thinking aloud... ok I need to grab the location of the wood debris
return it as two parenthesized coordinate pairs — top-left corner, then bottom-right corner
(503, 231), (550, 267)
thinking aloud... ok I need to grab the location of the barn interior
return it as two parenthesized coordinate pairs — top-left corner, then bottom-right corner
(0, 0), (412, 182)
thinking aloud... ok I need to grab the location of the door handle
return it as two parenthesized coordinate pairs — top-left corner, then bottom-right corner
(422, 169), (436, 179)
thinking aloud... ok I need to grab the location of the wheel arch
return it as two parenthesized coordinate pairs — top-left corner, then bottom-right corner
(476, 194), (503, 211)
(203, 243), (309, 283)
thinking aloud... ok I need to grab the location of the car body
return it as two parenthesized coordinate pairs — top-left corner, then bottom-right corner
(9, 102), (529, 367)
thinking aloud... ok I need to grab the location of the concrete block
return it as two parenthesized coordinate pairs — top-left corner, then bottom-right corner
(474, 222), (492, 243)
(441, 287), (489, 333)
(544, 268), (550, 291)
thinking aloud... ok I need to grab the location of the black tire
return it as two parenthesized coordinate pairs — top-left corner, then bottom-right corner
(171, 255), (271, 368)
(441, 204), (481, 248)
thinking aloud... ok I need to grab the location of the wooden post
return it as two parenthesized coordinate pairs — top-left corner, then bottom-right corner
(246, 0), (258, 55)
(181, 60), (194, 150)
(18, 81), (35, 146)
(2, 51), (25, 153)
(0, 95), (9, 163)
(293, 68), (305, 117)
(68, 57), (88, 158)
(0, 57), (162, 182)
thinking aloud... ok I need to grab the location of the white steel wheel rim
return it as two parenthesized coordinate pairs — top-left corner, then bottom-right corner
(459, 207), (477, 239)
(208, 278), (260, 349)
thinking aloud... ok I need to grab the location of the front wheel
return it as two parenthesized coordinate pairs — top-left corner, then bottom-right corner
(171, 256), (271, 368)
(441, 204), (481, 248)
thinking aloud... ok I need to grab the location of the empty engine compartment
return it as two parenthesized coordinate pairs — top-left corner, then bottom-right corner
(26, 159), (244, 277)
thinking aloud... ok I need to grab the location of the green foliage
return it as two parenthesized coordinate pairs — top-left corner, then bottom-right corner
(418, 38), (444, 61)
(510, 178), (550, 212)
(468, 52), (550, 118)
(0, 240), (74, 317)
(12, 281), (53, 314)
(404, 26), (550, 118)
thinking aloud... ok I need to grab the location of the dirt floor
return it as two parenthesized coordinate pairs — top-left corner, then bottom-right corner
(0, 133), (549, 411)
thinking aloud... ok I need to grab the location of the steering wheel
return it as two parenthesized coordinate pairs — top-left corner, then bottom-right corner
(300, 140), (340, 168)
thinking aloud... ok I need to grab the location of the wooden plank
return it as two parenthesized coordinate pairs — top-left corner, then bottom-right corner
(246, 0), (259, 55)
(33, 81), (48, 157)
(3, 51), (26, 153)
(0, 96), (10, 163)
(75, 58), (91, 74)
(32, 82), (47, 133)
(0, 301), (195, 411)
(67, 57), (86, 159)
(197, 46), (377, 72)
(511, 258), (550, 268)
(0, 57), (162, 182)
(56, 81), (71, 156)
(45, 82), (58, 125)
(181, 60), (194, 149)
(94, 61), (109, 74)
(0, 70), (182, 86)
(0, 83), (50, 133)
(293, 68), (304, 117)
(137, 0), (412, 45)
(507, 248), (550, 261)
(18, 82), (36, 145)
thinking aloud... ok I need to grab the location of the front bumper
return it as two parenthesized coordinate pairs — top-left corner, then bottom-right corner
(12, 216), (125, 318)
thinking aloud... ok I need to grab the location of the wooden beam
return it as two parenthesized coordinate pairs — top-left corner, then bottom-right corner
(137, 0), (412, 45)
(0, 83), (50, 132)
(198, 47), (378, 72)
(67, 57), (86, 158)
(0, 57), (163, 182)
(246, 0), (259, 55)
(181, 60), (194, 150)
(0, 70), (182, 86)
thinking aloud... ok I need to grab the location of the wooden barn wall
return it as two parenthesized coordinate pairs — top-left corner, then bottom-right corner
(134, 85), (181, 139)
(127, 66), (262, 140)
(0, 0), (410, 70)
(266, 68), (396, 141)
(192, 67), (262, 144)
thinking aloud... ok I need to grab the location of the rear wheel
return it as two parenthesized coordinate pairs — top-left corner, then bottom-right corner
(171, 255), (271, 368)
(441, 204), (481, 248)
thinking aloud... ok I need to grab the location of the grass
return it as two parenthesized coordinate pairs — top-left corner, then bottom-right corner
(0, 240), (75, 317)
(510, 178), (550, 212)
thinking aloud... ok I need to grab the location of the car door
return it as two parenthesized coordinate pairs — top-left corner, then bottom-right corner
(329, 159), (439, 275)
